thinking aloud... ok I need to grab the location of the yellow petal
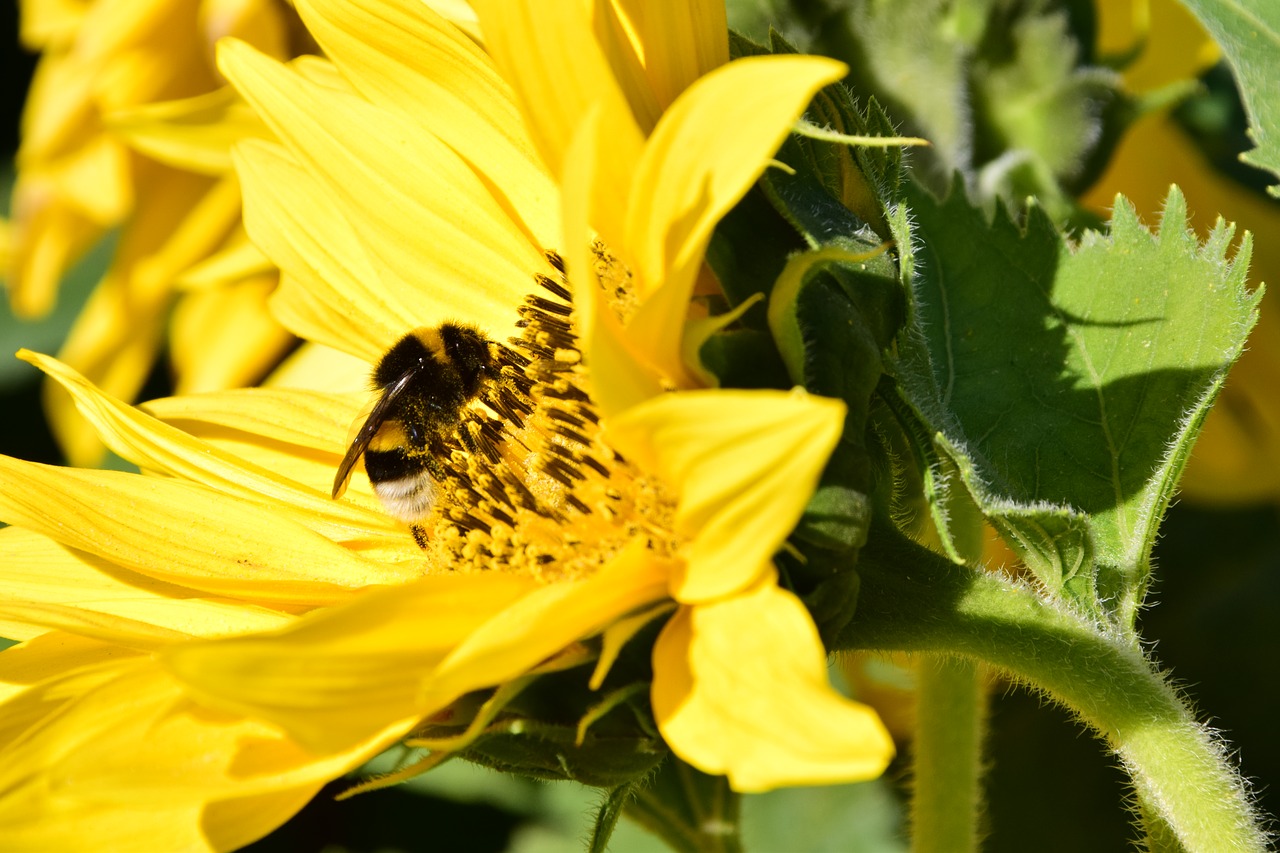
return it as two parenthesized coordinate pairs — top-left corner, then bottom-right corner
(589, 601), (676, 690)
(5, 178), (102, 318)
(162, 573), (539, 753)
(427, 537), (672, 703)
(622, 0), (729, 110)
(471, 0), (645, 250)
(624, 56), (847, 385)
(606, 389), (845, 602)
(46, 164), (233, 466)
(592, 1), (662, 133)
(260, 343), (370, 392)
(18, 0), (83, 47)
(561, 106), (665, 415)
(232, 140), (408, 361)
(652, 581), (894, 791)
(26, 350), (400, 542)
(219, 38), (545, 334)
(0, 601), (191, 651)
(108, 86), (274, 175)
(176, 226), (274, 289)
(0, 456), (412, 604)
(142, 386), (356, 453)
(0, 632), (139, 701)
(142, 386), (411, 534)
(170, 273), (295, 395)
(295, 0), (559, 250)
(200, 0), (291, 58)
(0, 527), (292, 643)
(0, 658), (384, 851)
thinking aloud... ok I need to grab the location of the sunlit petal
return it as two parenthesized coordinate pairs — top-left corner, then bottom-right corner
(0, 659), (385, 852)
(163, 574), (539, 753)
(426, 539), (672, 703)
(0, 457), (412, 604)
(169, 273), (295, 395)
(296, 0), (558, 249)
(219, 38), (545, 334)
(108, 86), (273, 175)
(26, 350), (399, 541)
(231, 140), (413, 361)
(624, 56), (846, 383)
(652, 581), (894, 791)
(607, 389), (846, 602)
(471, 0), (644, 249)
(619, 0), (729, 110)
(0, 527), (292, 643)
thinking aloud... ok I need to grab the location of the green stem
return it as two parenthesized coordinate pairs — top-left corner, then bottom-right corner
(839, 523), (1266, 853)
(912, 657), (985, 853)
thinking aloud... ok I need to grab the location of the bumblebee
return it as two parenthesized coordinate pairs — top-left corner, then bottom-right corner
(332, 323), (498, 522)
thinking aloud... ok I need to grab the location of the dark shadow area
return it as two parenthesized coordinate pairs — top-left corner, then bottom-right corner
(241, 779), (522, 853)
(984, 686), (1135, 852)
(3, 4), (37, 154)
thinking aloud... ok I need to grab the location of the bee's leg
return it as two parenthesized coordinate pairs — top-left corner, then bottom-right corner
(455, 420), (481, 457)
(410, 524), (430, 550)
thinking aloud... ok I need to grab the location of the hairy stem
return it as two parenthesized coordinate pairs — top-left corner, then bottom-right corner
(912, 656), (985, 853)
(839, 523), (1266, 853)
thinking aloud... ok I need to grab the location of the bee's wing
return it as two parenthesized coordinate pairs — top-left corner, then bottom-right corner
(332, 370), (417, 499)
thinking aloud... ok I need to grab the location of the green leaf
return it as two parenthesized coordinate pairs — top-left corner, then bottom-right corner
(892, 180), (1259, 627)
(1177, 0), (1280, 196)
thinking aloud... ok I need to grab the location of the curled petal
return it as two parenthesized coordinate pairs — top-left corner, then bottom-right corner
(653, 581), (894, 791)
(606, 389), (845, 602)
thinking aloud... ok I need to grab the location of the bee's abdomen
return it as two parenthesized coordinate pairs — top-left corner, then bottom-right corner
(365, 446), (437, 522)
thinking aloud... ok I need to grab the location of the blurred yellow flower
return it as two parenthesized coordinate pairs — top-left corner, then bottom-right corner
(1087, 0), (1280, 503)
(0, 0), (893, 847)
(8, 0), (300, 466)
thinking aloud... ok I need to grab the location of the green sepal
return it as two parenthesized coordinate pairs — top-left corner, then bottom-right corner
(430, 626), (670, 789)
(697, 327), (792, 391)
(774, 514), (863, 646)
(625, 758), (743, 853)
(588, 781), (639, 853)
(452, 663), (666, 788)
(705, 185), (808, 323)
(459, 715), (666, 789)
(745, 97), (907, 552)
(766, 31), (906, 238)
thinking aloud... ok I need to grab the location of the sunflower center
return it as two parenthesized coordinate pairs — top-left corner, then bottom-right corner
(417, 252), (677, 581)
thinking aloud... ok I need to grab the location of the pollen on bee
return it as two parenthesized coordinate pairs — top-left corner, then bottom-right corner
(404, 250), (679, 580)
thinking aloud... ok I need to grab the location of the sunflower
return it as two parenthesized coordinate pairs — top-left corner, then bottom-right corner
(7, 0), (302, 465)
(0, 0), (893, 847)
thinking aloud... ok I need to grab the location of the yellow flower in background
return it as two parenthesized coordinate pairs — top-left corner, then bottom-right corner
(1086, 0), (1280, 503)
(0, 0), (892, 847)
(8, 0), (300, 466)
